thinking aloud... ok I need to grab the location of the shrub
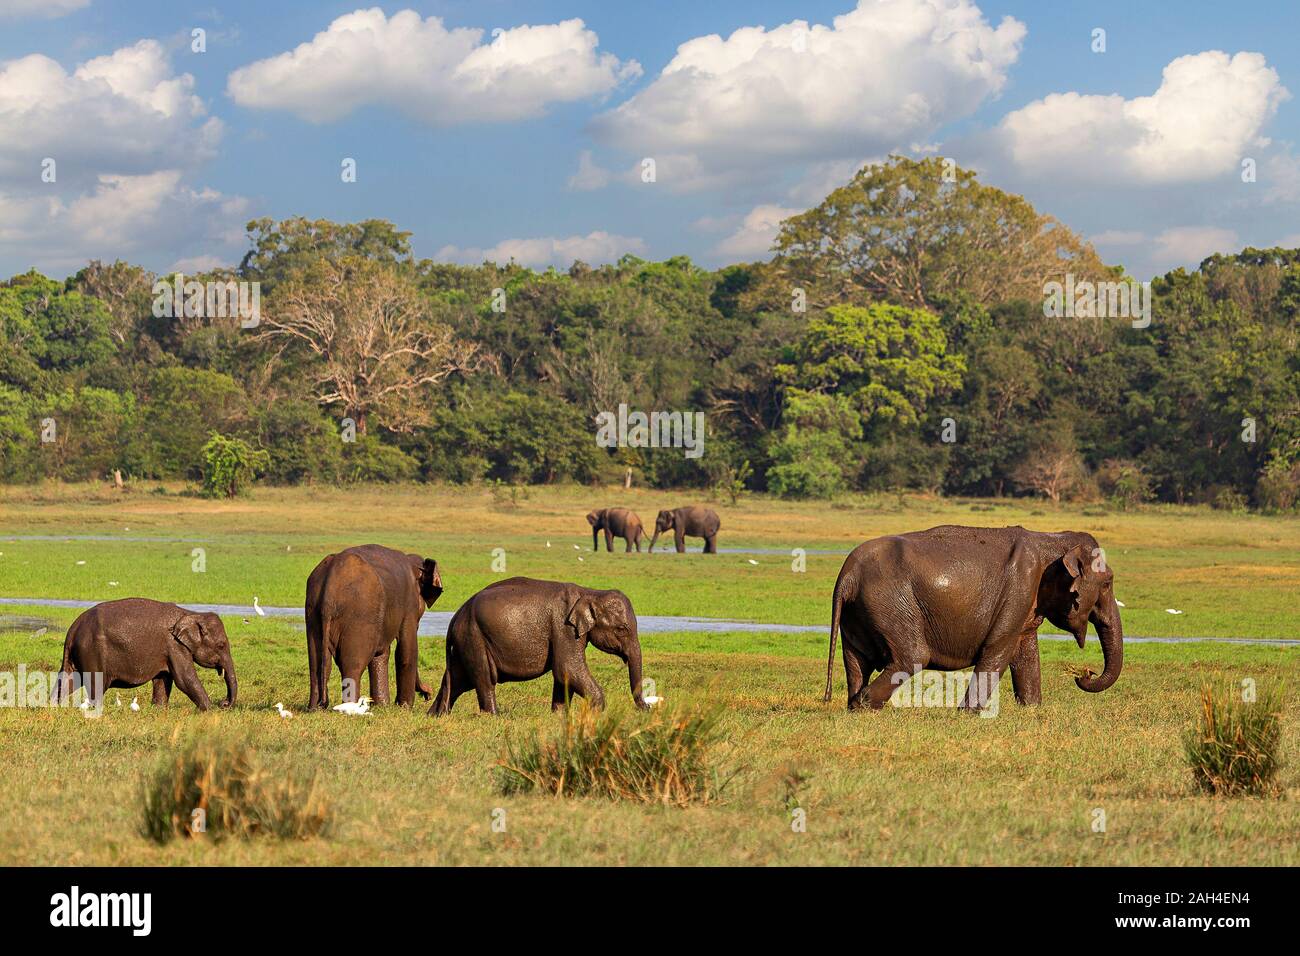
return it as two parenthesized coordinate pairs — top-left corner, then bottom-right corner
(1256, 459), (1300, 512)
(200, 433), (270, 498)
(140, 735), (333, 842)
(1210, 486), (1249, 512)
(1182, 683), (1283, 796)
(497, 702), (729, 806)
(1096, 459), (1154, 510)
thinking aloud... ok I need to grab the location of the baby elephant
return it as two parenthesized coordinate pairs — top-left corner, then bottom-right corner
(650, 505), (721, 553)
(56, 598), (237, 710)
(586, 507), (645, 552)
(429, 577), (648, 715)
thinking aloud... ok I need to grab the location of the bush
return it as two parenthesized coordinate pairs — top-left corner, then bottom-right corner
(1182, 683), (1283, 796)
(1096, 459), (1154, 510)
(140, 735), (333, 842)
(497, 702), (729, 806)
(341, 433), (418, 483)
(1210, 486), (1249, 512)
(200, 433), (270, 498)
(1256, 459), (1300, 512)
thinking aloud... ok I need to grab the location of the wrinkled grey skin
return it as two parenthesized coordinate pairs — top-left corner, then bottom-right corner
(649, 506), (721, 554)
(429, 577), (647, 715)
(825, 526), (1124, 711)
(587, 507), (645, 552)
(55, 598), (237, 710)
(306, 544), (443, 709)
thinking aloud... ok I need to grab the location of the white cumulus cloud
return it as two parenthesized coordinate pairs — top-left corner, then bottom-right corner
(436, 232), (646, 269)
(589, 0), (1024, 191)
(993, 51), (1288, 184)
(227, 8), (641, 125)
(715, 205), (801, 258)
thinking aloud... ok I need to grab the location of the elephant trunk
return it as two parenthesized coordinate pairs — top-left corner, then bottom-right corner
(1076, 591), (1123, 693)
(219, 649), (238, 706)
(593, 527), (600, 552)
(626, 640), (647, 709)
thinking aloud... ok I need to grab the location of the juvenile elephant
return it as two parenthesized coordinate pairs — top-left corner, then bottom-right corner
(587, 507), (645, 552)
(825, 525), (1124, 711)
(306, 544), (443, 709)
(429, 577), (648, 715)
(55, 598), (237, 710)
(650, 506), (720, 553)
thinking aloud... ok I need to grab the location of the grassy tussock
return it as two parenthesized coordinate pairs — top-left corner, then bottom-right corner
(497, 702), (729, 806)
(140, 731), (334, 843)
(1183, 683), (1284, 796)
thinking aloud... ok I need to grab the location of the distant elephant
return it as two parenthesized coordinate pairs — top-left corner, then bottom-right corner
(55, 598), (237, 710)
(650, 506), (720, 553)
(429, 577), (647, 715)
(306, 544), (443, 709)
(587, 507), (645, 552)
(825, 525), (1124, 711)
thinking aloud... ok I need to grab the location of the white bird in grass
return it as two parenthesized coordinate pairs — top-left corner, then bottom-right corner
(573, 544), (580, 550)
(333, 696), (373, 716)
(747, 559), (759, 565)
(253, 596), (265, 617)
(75, 560), (86, 566)
(1115, 600), (1126, 607)
(577, 556), (584, 562)
(274, 702), (293, 719)
(546, 541), (551, 548)
(130, 697), (140, 712)
(1165, 608), (1183, 615)
(643, 695), (663, 706)
(115, 695), (122, 707)
(79, 696), (90, 711)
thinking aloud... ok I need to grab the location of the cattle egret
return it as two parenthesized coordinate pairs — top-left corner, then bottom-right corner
(130, 697), (140, 712)
(253, 596), (265, 617)
(333, 696), (373, 716)
(115, 695), (122, 707)
(1115, 600), (1126, 607)
(577, 556), (584, 562)
(747, 559), (759, 565)
(76, 560), (86, 566)
(546, 541), (551, 548)
(644, 695), (663, 706)
(1165, 608), (1183, 615)
(108, 581), (119, 587)
(573, 544), (580, 550)
(274, 702), (293, 719)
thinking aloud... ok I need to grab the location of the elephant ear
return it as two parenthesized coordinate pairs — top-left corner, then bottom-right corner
(418, 558), (443, 608)
(1060, 546), (1085, 594)
(566, 596), (597, 640)
(586, 510), (601, 527)
(171, 614), (203, 655)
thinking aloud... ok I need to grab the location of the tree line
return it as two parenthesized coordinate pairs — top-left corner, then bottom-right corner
(1, 157), (1297, 508)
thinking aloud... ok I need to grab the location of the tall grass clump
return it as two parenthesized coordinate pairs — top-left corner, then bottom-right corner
(497, 702), (730, 806)
(140, 733), (333, 843)
(1182, 683), (1283, 796)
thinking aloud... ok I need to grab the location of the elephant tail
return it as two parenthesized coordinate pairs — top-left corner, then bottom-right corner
(823, 579), (847, 703)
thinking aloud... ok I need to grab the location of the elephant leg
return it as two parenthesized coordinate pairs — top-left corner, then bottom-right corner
(151, 674), (172, 707)
(315, 643), (334, 711)
(472, 678), (498, 715)
(624, 534), (634, 553)
(393, 618), (425, 706)
(863, 655), (917, 710)
(961, 645), (1016, 711)
(605, 529), (614, 553)
(842, 644), (868, 710)
(429, 660), (469, 716)
(170, 659), (213, 712)
(703, 534), (717, 554)
(1008, 633), (1042, 705)
(674, 529), (685, 553)
(306, 618), (320, 710)
(369, 647), (387, 707)
(556, 662), (605, 710)
(551, 674), (572, 711)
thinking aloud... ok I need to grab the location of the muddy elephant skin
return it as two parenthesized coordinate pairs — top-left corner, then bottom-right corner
(825, 525), (1123, 711)
(649, 506), (721, 554)
(429, 576), (647, 715)
(56, 598), (237, 710)
(587, 507), (645, 552)
(306, 544), (443, 709)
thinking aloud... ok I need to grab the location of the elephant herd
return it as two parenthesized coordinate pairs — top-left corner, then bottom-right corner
(52, 516), (1125, 717)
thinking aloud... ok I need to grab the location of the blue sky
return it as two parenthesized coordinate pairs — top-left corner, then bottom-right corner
(2, 0), (1298, 279)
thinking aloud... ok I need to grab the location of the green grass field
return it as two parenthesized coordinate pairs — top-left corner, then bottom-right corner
(0, 483), (1296, 865)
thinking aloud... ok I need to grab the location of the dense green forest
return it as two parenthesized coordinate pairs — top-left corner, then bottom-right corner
(1, 157), (1297, 508)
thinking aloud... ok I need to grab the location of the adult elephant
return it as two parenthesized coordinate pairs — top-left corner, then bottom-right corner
(587, 507), (645, 552)
(306, 544), (443, 709)
(824, 526), (1123, 711)
(429, 577), (648, 715)
(55, 598), (237, 710)
(649, 506), (720, 554)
